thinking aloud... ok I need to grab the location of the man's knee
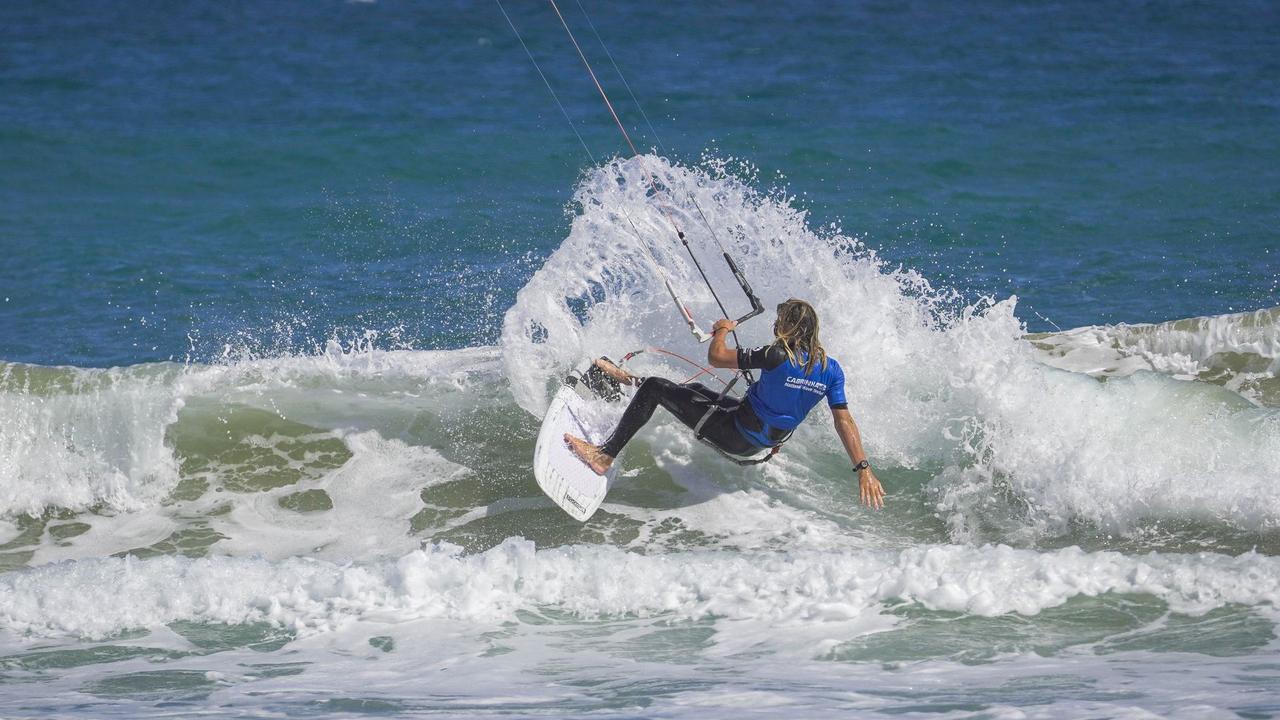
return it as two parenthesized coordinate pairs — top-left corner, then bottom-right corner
(637, 376), (674, 395)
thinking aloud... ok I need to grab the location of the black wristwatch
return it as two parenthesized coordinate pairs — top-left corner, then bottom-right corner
(852, 459), (870, 473)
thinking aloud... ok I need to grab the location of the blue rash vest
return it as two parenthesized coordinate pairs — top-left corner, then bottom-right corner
(733, 344), (848, 448)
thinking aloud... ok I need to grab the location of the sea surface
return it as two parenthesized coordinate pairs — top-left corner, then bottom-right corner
(2, 1), (1279, 718)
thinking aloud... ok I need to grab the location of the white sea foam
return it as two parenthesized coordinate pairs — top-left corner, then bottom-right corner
(0, 362), (186, 517)
(2, 610), (1273, 720)
(0, 519), (19, 546)
(1031, 307), (1280, 407)
(2, 156), (1277, 549)
(209, 430), (472, 563)
(1032, 307), (1280, 379)
(499, 155), (1280, 537)
(3, 540), (1276, 639)
(0, 346), (501, 518)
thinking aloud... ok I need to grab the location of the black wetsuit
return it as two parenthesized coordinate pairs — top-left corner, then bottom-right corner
(599, 344), (847, 458)
(599, 377), (755, 457)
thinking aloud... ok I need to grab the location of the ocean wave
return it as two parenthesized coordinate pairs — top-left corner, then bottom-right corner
(1030, 306), (1280, 407)
(1, 156), (1277, 549)
(0, 361), (185, 517)
(0, 345), (501, 518)
(2, 539), (1276, 640)
(499, 155), (1280, 540)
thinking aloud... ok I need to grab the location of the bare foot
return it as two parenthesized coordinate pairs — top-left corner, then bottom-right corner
(593, 358), (637, 385)
(564, 433), (614, 475)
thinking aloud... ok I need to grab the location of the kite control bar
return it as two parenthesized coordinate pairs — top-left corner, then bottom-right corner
(671, 230), (766, 344)
(724, 252), (765, 326)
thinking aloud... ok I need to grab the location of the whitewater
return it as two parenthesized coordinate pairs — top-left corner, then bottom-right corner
(2, 157), (1279, 718)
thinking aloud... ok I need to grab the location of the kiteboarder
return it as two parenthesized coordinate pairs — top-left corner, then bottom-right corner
(565, 298), (885, 508)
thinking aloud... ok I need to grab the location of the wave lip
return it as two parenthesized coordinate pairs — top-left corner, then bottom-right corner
(3, 540), (1277, 640)
(0, 345), (502, 518)
(0, 361), (186, 517)
(4, 153), (1278, 554)
(498, 154), (1280, 541)
(1030, 306), (1280, 407)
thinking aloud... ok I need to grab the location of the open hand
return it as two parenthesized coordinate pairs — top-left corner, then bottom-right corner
(859, 469), (885, 510)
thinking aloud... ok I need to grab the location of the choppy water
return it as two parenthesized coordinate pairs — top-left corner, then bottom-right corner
(2, 1), (1279, 718)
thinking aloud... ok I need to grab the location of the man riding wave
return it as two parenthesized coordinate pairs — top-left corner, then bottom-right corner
(565, 298), (885, 509)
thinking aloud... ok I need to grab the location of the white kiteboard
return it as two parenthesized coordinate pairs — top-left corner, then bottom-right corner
(533, 359), (626, 522)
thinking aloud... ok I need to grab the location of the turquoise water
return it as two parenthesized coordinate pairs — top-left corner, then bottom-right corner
(2, 1), (1279, 718)
(4, 1), (1277, 366)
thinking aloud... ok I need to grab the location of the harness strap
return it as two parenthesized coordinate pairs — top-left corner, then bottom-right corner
(692, 373), (740, 439)
(691, 373), (788, 465)
(700, 439), (782, 466)
(617, 348), (784, 466)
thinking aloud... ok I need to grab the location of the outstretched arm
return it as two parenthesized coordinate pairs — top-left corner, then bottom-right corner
(832, 407), (885, 509)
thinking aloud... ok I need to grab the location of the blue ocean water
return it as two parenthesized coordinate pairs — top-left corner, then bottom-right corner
(3, 1), (1276, 367)
(2, 2), (1279, 718)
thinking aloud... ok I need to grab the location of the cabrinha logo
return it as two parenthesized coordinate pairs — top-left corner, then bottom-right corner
(783, 376), (827, 395)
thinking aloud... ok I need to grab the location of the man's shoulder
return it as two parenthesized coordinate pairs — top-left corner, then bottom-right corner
(823, 354), (844, 376)
(739, 343), (789, 372)
(754, 343), (789, 364)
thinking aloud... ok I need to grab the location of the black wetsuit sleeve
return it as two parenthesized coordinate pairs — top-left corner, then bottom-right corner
(736, 344), (788, 371)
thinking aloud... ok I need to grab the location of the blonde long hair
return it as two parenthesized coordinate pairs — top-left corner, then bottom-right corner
(774, 298), (827, 374)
